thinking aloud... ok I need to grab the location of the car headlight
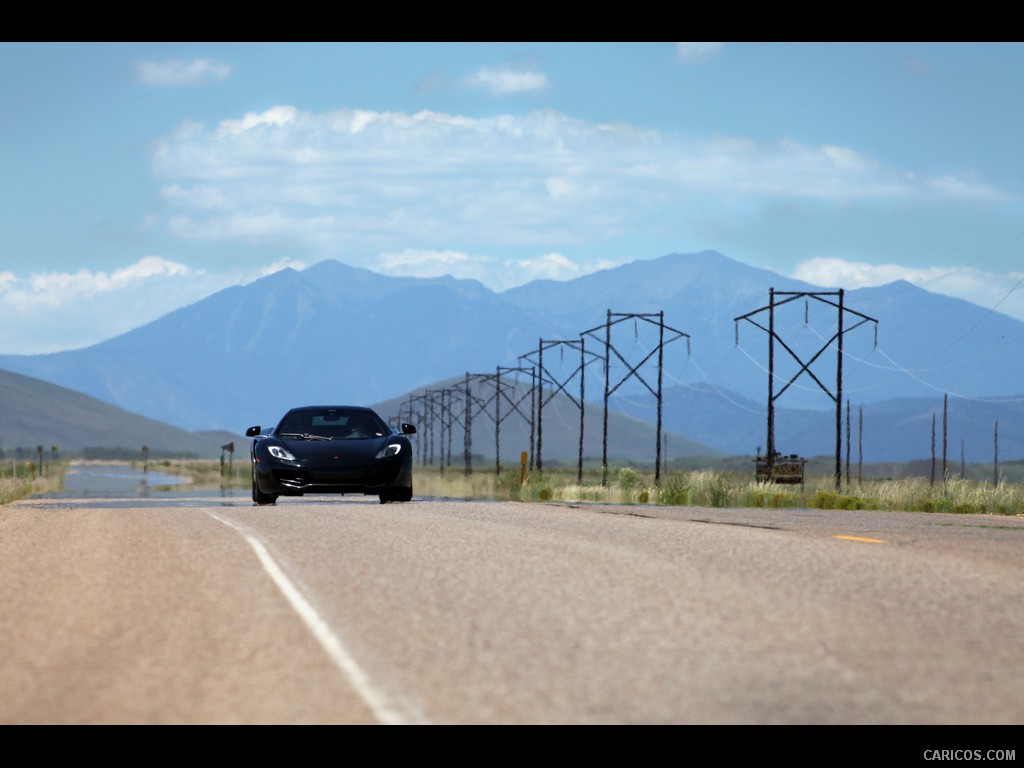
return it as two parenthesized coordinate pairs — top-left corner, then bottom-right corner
(375, 443), (402, 459)
(267, 445), (297, 461)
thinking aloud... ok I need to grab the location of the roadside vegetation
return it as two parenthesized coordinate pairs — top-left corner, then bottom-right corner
(413, 464), (1024, 515)
(3, 456), (1023, 515)
(0, 461), (67, 505)
(0, 456), (243, 505)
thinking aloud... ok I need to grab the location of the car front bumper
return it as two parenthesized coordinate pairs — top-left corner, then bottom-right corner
(255, 460), (412, 496)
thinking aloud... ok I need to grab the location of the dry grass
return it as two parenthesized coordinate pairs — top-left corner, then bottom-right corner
(5, 457), (1020, 515)
(0, 462), (67, 504)
(414, 463), (1024, 515)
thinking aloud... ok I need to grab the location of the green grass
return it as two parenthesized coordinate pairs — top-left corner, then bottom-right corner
(156, 458), (1024, 515)
(411, 462), (1024, 515)
(0, 461), (68, 504)
(4, 457), (1022, 516)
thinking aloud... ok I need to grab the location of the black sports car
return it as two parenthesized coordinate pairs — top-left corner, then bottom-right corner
(245, 405), (416, 505)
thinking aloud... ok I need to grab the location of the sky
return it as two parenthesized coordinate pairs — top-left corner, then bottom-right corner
(2, 42), (1023, 355)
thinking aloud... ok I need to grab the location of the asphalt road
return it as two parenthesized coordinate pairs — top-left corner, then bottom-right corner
(2, 478), (1023, 726)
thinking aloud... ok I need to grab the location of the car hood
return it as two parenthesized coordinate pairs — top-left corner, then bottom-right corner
(279, 435), (395, 462)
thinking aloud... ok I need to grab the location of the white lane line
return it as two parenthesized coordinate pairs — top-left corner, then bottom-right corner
(210, 512), (425, 725)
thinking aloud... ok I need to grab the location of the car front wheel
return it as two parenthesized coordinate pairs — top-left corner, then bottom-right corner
(380, 486), (413, 503)
(252, 466), (278, 505)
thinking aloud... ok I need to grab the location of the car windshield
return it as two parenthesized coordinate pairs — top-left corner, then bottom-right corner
(276, 409), (387, 440)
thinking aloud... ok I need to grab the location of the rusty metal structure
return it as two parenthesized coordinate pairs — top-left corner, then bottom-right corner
(754, 453), (807, 484)
(403, 371), (539, 479)
(520, 338), (602, 480)
(494, 365), (536, 476)
(735, 288), (877, 491)
(458, 373), (497, 476)
(582, 310), (690, 486)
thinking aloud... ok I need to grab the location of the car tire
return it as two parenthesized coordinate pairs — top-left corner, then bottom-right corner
(379, 487), (412, 504)
(380, 486), (412, 503)
(252, 467), (278, 505)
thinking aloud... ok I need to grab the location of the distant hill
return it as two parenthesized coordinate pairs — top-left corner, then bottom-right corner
(370, 376), (722, 469)
(1, 250), (1021, 462)
(0, 367), (239, 460)
(0, 364), (719, 467)
(609, 383), (1024, 464)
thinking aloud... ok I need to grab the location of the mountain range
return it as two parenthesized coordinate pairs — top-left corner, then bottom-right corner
(0, 367), (238, 460)
(1, 250), (1021, 464)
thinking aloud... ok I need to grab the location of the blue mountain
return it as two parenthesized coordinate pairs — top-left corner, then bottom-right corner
(1, 251), (1021, 462)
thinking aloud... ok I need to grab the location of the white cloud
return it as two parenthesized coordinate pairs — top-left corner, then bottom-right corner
(463, 65), (549, 95)
(907, 57), (930, 75)
(792, 257), (945, 289)
(375, 248), (614, 291)
(160, 184), (228, 210)
(256, 258), (307, 278)
(676, 43), (724, 61)
(218, 105), (298, 134)
(148, 105), (1004, 269)
(0, 257), (287, 355)
(137, 102), (1024, 318)
(133, 58), (232, 86)
(928, 174), (1002, 202)
(377, 249), (496, 285)
(545, 177), (577, 199)
(510, 252), (606, 283)
(792, 257), (1024, 321)
(168, 212), (339, 243)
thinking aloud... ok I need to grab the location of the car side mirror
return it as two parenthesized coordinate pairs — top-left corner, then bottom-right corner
(401, 423), (417, 435)
(246, 426), (261, 437)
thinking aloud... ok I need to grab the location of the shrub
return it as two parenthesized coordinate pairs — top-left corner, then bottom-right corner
(812, 491), (866, 510)
(708, 474), (730, 507)
(950, 503), (978, 515)
(618, 467), (640, 503)
(136, 460), (1024, 515)
(494, 469), (525, 497)
(657, 474), (691, 506)
(812, 491), (839, 510)
(618, 467), (640, 490)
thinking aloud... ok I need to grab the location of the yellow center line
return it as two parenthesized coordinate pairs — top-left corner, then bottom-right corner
(833, 535), (886, 544)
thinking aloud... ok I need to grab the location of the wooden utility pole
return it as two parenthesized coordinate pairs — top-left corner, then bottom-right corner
(858, 405), (863, 486)
(845, 399), (851, 490)
(930, 415), (936, 487)
(942, 394), (948, 484)
(994, 420), (1000, 486)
